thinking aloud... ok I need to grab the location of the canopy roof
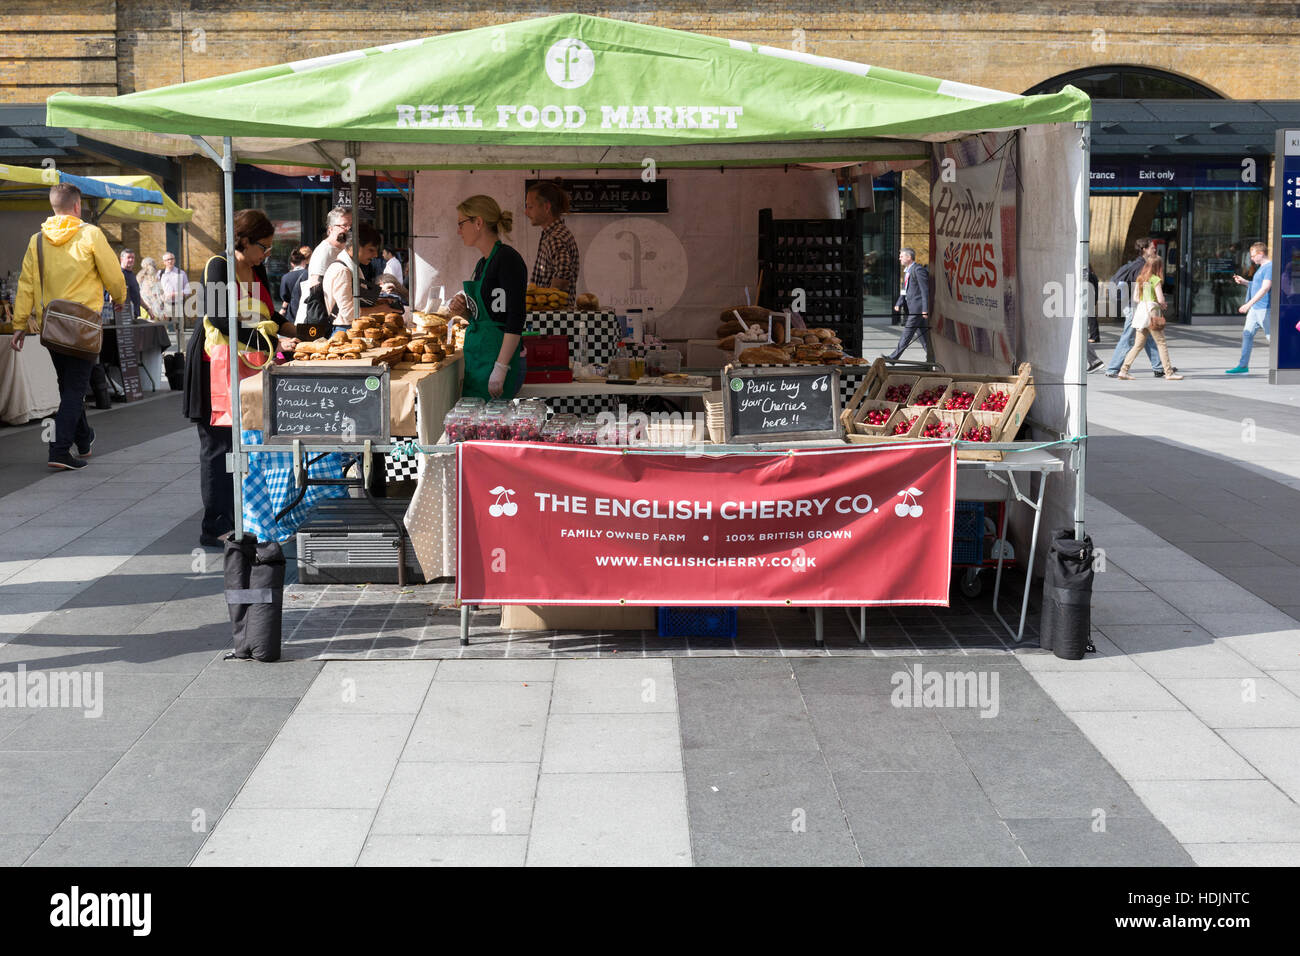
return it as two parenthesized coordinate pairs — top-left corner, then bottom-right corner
(46, 13), (1089, 170)
(0, 162), (192, 222)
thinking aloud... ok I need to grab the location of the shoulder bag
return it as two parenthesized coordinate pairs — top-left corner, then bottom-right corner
(36, 233), (103, 361)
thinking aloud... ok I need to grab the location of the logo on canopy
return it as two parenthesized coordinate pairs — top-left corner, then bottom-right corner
(546, 38), (594, 89)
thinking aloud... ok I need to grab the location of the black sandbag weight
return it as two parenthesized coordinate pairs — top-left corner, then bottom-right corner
(223, 533), (285, 662)
(1039, 529), (1096, 660)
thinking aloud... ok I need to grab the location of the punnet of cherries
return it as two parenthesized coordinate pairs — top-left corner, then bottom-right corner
(892, 415), (919, 436)
(862, 407), (891, 426)
(884, 383), (912, 403)
(943, 390), (975, 410)
(921, 420), (957, 439)
(963, 424), (994, 442)
(911, 387), (945, 407)
(980, 390), (1009, 412)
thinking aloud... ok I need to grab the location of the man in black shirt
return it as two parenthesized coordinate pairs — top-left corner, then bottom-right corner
(279, 246), (310, 322)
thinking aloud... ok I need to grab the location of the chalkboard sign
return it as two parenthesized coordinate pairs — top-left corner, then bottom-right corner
(525, 178), (668, 214)
(263, 365), (390, 444)
(106, 305), (144, 403)
(723, 365), (842, 444)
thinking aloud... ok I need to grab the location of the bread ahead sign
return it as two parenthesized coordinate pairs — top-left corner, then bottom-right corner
(395, 36), (743, 132)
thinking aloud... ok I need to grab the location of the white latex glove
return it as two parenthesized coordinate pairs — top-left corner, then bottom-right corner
(488, 360), (509, 398)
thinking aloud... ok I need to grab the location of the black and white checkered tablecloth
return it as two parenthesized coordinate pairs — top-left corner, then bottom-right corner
(525, 310), (621, 365)
(538, 394), (621, 418)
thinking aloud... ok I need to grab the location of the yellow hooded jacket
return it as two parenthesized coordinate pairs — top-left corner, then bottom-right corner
(12, 215), (127, 332)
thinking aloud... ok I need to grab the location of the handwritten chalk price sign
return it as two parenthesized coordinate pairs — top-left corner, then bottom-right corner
(263, 365), (390, 444)
(722, 365), (842, 443)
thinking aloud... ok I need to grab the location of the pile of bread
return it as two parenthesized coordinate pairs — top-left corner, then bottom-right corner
(291, 311), (447, 365)
(715, 306), (866, 366)
(524, 286), (601, 312)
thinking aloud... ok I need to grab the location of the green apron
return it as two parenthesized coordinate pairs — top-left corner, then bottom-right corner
(461, 241), (523, 400)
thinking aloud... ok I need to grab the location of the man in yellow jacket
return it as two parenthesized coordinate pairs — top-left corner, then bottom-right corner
(11, 183), (126, 470)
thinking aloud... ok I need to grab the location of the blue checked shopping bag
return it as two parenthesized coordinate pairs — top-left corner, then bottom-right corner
(241, 430), (351, 542)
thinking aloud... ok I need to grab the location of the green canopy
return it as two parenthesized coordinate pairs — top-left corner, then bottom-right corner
(46, 13), (1089, 169)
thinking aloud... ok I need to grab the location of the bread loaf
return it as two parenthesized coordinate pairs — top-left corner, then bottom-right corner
(738, 346), (789, 365)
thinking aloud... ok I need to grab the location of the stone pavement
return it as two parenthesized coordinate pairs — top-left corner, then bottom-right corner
(0, 324), (1297, 865)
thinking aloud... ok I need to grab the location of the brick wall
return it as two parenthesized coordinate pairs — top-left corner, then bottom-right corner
(6, 2), (1297, 277)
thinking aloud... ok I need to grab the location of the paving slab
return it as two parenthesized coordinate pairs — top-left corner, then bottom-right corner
(678, 677), (820, 751)
(1184, 843), (1300, 866)
(180, 659), (324, 698)
(0, 832), (48, 866)
(550, 659), (676, 714)
(433, 659), (556, 682)
(356, 834), (530, 867)
(0, 751), (122, 832)
(950, 730), (1152, 819)
(1015, 633), (1141, 673)
(1004, 817), (1194, 867)
(404, 680), (551, 763)
(369, 761), (537, 835)
(140, 697), (299, 745)
(542, 713), (682, 774)
(1131, 780), (1300, 844)
(528, 771), (690, 866)
(1030, 671), (1186, 712)
(1217, 729), (1300, 802)
(1101, 625), (1265, 679)
(70, 740), (266, 823)
(1159, 677), (1300, 728)
(231, 713), (413, 810)
(835, 770), (1028, 867)
(1070, 711), (1262, 782)
(683, 749), (847, 835)
(691, 829), (862, 867)
(193, 808), (373, 866)
(26, 821), (208, 867)
(295, 661), (438, 715)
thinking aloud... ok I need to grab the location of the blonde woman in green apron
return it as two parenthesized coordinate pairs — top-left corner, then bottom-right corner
(449, 195), (527, 399)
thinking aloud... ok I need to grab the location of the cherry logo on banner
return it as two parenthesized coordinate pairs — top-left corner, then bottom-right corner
(895, 487), (925, 518)
(488, 486), (518, 518)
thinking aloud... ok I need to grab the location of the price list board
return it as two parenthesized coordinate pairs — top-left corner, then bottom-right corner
(263, 365), (390, 444)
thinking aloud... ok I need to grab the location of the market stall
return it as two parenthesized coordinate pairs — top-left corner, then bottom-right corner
(46, 13), (1092, 644)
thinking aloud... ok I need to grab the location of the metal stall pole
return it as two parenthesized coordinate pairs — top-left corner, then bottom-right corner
(222, 137), (244, 538)
(189, 134), (244, 538)
(1072, 121), (1091, 541)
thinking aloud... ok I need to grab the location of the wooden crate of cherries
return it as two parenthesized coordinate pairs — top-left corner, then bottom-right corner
(840, 360), (1035, 460)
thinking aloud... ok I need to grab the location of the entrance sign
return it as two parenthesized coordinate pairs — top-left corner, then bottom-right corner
(457, 442), (955, 606)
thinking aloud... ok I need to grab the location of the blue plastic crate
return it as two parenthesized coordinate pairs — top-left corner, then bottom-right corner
(657, 607), (738, 639)
(953, 501), (985, 565)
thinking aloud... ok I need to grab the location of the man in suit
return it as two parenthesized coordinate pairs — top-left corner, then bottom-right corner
(887, 247), (931, 361)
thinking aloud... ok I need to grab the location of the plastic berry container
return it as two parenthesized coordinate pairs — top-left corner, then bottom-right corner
(507, 405), (546, 442)
(443, 406), (479, 443)
(542, 414), (578, 444)
(571, 418), (601, 446)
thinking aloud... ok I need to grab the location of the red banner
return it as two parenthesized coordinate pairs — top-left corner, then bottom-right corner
(456, 442), (955, 606)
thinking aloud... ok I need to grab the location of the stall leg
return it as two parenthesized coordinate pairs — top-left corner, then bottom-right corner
(460, 603), (469, 647)
(814, 607), (824, 648)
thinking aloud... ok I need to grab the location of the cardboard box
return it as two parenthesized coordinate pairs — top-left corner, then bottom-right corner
(501, 605), (655, 631)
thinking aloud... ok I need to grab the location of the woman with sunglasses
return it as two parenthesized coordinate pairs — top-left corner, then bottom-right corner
(448, 195), (527, 399)
(182, 208), (296, 546)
